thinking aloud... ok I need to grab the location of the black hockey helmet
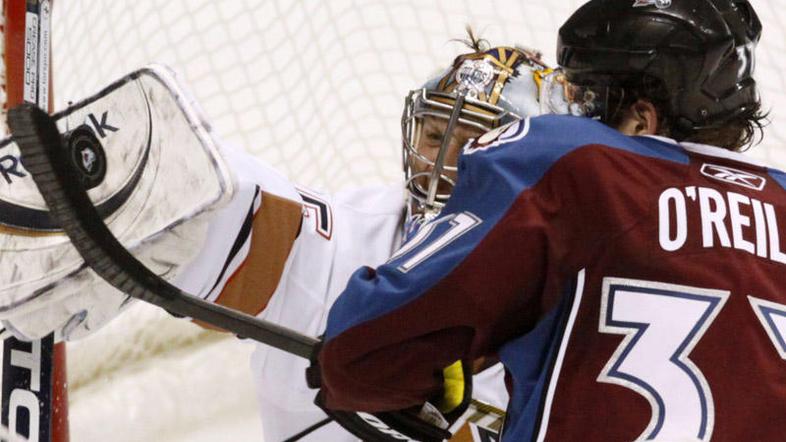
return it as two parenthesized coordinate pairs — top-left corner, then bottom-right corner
(557, 0), (761, 137)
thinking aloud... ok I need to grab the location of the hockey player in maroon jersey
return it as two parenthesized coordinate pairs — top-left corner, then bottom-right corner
(316, 1), (779, 440)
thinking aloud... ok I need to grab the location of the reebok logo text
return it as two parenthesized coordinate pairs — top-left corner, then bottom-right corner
(700, 164), (766, 191)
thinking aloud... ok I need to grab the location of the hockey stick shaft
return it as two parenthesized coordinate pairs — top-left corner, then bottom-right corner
(7, 103), (318, 360)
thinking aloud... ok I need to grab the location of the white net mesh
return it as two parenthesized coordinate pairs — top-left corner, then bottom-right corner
(20, 0), (786, 440)
(52, 1), (786, 189)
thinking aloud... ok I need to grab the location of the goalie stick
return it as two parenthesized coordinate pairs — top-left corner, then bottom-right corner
(7, 103), (506, 442)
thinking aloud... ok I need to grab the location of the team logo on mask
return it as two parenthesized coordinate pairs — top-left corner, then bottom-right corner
(633, 0), (671, 8)
(456, 59), (495, 96)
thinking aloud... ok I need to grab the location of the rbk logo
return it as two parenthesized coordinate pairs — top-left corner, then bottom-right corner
(87, 111), (119, 138)
(0, 154), (26, 184)
(633, 0), (672, 8)
(700, 163), (767, 191)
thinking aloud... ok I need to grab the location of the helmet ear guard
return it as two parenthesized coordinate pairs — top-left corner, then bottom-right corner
(557, 0), (762, 138)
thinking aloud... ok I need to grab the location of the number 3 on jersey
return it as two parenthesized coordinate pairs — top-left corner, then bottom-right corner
(598, 278), (730, 441)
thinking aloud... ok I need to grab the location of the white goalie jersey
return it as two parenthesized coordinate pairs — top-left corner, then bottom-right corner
(174, 144), (408, 440)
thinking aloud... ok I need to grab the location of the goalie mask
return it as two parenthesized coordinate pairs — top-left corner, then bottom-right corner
(402, 46), (570, 222)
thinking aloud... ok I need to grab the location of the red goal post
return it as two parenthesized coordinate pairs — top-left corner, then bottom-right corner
(1, 1), (68, 442)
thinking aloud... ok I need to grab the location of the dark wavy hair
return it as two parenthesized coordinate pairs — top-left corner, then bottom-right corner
(605, 75), (769, 152)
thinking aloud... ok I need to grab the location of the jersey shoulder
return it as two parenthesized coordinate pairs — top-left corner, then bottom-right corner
(460, 116), (687, 195)
(333, 182), (407, 217)
(466, 115), (687, 168)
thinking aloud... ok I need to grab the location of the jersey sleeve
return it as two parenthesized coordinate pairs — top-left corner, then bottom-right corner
(175, 144), (406, 331)
(173, 144), (305, 318)
(318, 115), (641, 412)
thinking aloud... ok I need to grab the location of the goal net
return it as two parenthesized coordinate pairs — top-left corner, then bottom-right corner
(3, 1), (786, 441)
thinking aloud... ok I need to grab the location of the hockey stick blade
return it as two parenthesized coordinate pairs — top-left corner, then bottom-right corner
(7, 103), (318, 359)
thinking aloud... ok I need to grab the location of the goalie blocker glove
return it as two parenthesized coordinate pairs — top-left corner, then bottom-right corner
(0, 65), (234, 341)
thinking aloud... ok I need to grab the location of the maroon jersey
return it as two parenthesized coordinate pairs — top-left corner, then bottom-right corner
(321, 115), (786, 441)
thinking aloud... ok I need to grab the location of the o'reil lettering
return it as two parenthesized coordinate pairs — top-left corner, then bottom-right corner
(658, 186), (786, 264)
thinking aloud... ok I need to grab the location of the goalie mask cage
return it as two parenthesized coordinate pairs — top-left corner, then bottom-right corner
(1, 1), (785, 441)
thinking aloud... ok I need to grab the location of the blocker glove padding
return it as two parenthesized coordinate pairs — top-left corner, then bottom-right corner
(0, 65), (234, 341)
(307, 343), (471, 441)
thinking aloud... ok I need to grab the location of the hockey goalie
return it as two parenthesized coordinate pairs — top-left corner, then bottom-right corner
(0, 40), (570, 441)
